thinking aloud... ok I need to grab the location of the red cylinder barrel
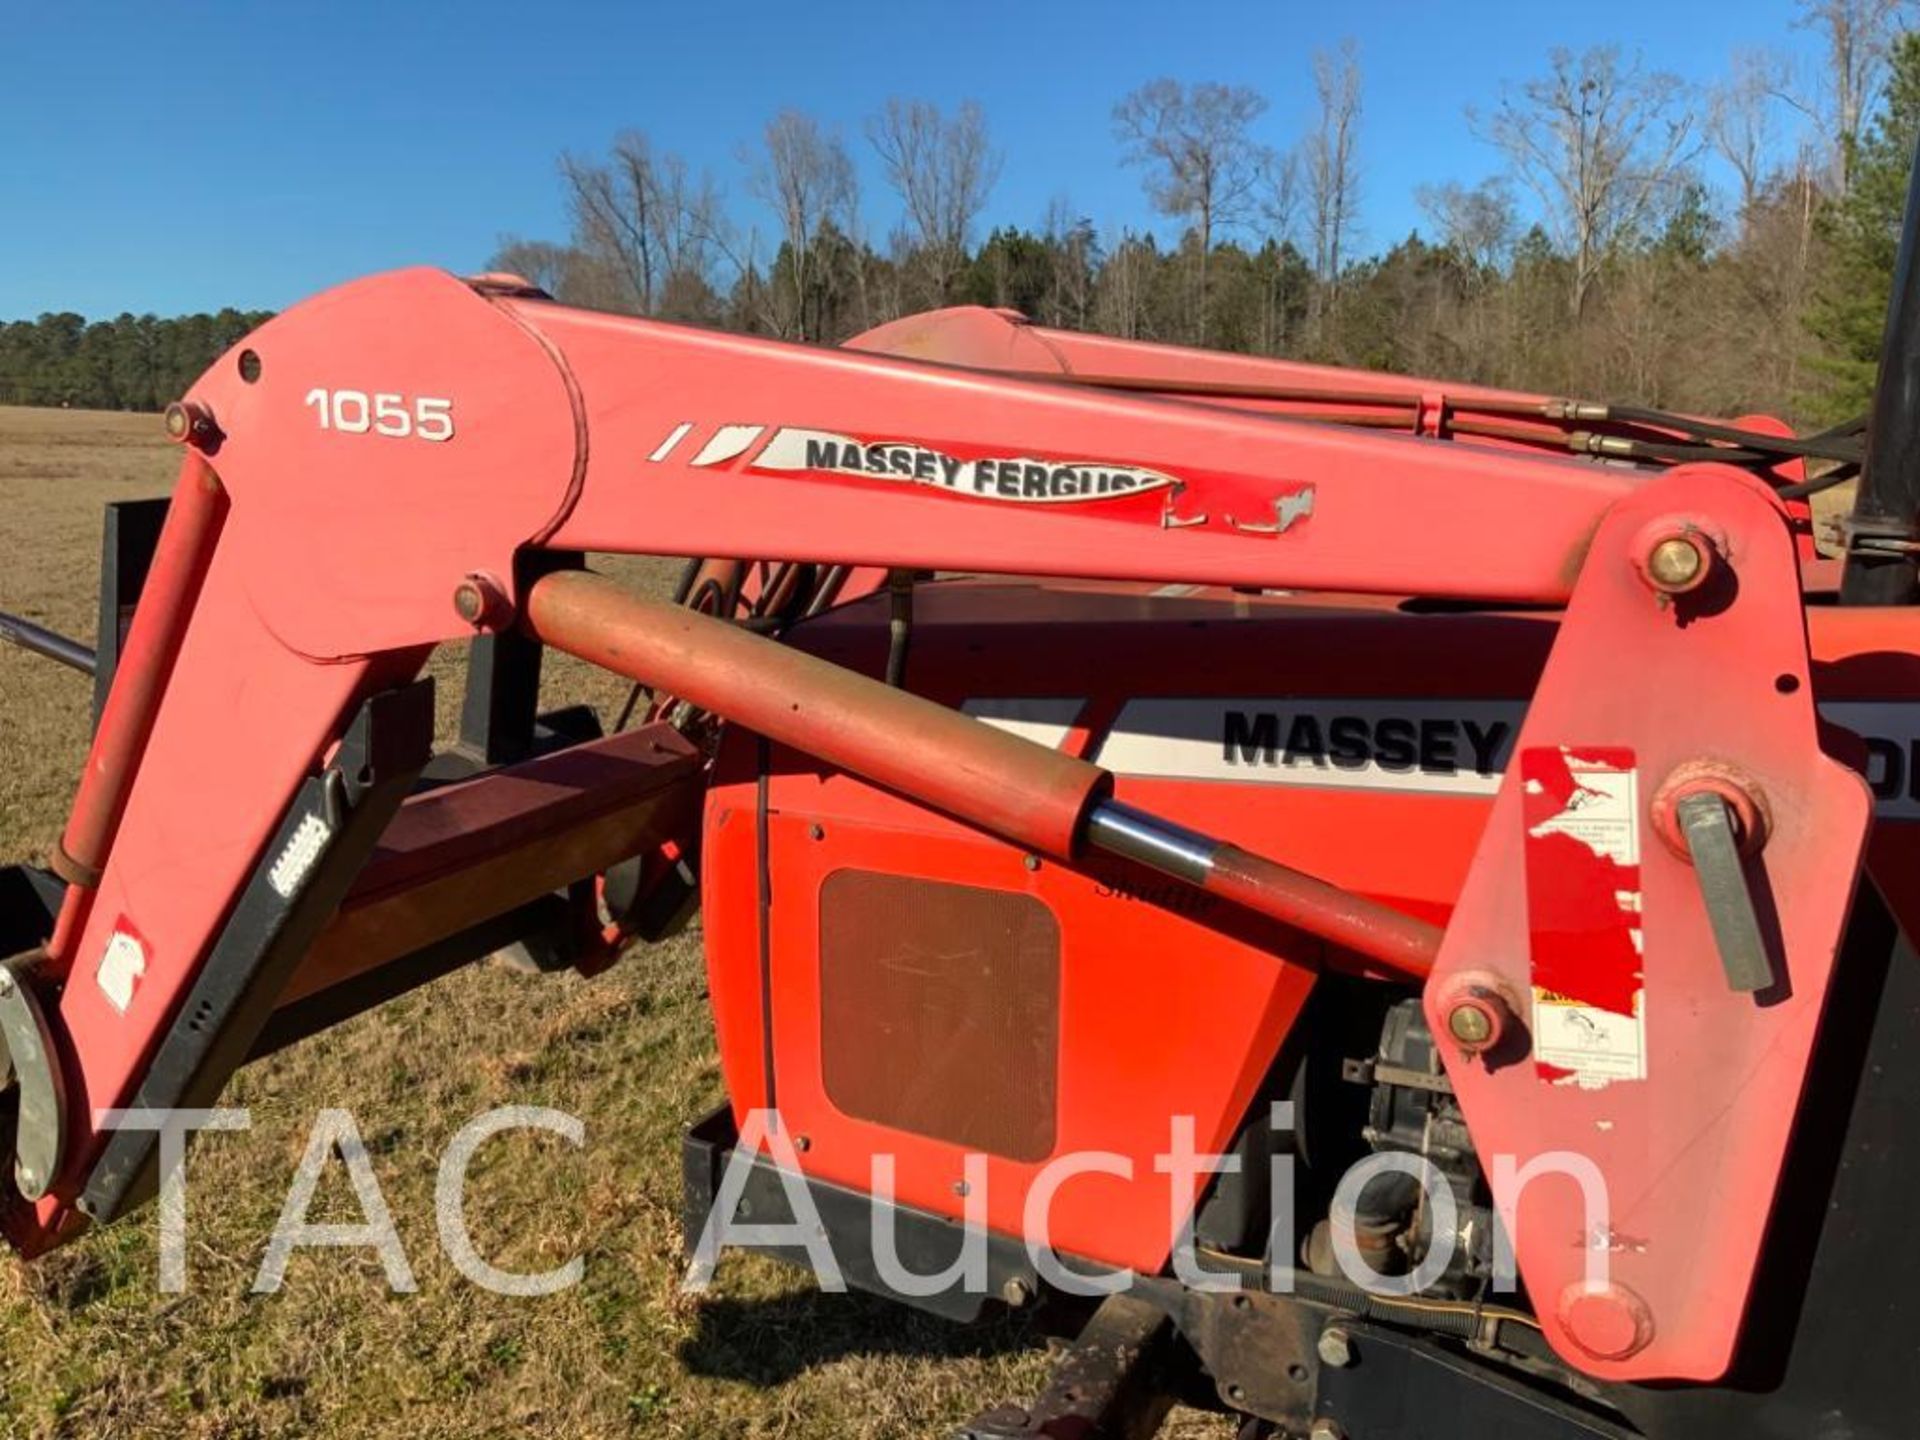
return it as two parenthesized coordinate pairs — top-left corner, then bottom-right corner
(522, 569), (1110, 858)
(57, 453), (228, 890)
(1206, 843), (1441, 981)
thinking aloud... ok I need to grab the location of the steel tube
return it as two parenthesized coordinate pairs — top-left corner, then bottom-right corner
(523, 569), (1110, 858)
(1086, 807), (1439, 980)
(1084, 800), (1217, 884)
(56, 453), (227, 889)
(0, 611), (95, 675)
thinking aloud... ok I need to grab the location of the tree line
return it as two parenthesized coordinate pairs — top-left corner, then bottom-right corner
(6, 1), (1918, 426)
(0, 309), (272, 411)
(488, 0), (1919, 426)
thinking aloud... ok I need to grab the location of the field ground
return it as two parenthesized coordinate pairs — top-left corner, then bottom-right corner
(0, 407), (1234, 1439)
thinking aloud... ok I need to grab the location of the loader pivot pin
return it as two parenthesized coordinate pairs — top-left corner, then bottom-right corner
(1433, 971), (1519, 1058)
(453, 572), (513, 630)
(162, 401), (220, 451)
(1638, 529), (1712, 595)
(1447, 1003), (1493, 1046)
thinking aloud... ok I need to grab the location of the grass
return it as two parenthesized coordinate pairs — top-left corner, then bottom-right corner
(0, 406), (1232, 1439)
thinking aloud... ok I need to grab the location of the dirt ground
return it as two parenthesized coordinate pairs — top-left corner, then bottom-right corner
(0, 407), (1236, 1439)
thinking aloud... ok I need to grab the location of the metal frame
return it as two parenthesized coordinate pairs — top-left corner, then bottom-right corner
(0, 156), (1913, 1410)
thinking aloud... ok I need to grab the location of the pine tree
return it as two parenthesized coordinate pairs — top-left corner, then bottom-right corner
(1806, 32), (1920, 421)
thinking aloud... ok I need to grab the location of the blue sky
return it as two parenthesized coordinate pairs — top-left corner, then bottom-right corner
(2, 0), (1828, 319)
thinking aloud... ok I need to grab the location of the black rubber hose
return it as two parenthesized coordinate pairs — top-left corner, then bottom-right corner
(1778, 464), (1862, 501)
(1605, 404), (1868, 465)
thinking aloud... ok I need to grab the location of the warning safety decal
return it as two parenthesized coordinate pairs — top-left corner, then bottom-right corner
(1520, 747), (1647, 1088)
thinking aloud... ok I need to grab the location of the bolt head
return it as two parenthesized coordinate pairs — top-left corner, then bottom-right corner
(1000, 1276), (1032, 1308)
(162, 401), (218, 450)
(1644, 533), (1709, 594)
(1434, 971), (1521, 1059)
(452, 572), (512, 630)
(1447, 1002), (1494, 1046)
(1316, 1326), (1354, 1368)
(1310, 1421), (1346, 1440)
(0, 968), (14, 996)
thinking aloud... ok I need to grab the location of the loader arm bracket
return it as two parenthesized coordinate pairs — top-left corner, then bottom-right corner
(1427, 464), (1873, 1382)
(76, 679), (434, 1223)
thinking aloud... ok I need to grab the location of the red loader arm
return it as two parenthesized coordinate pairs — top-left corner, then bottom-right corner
(0, 268), (1873, 1387)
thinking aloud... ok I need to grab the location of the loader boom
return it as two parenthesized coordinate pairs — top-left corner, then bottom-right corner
(0, 266), (1880, 1400)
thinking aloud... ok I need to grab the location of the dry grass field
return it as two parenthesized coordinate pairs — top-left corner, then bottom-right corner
(0, 407), (1233, 1439)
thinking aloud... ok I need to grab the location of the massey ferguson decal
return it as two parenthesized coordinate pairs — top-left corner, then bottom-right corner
(1092, 695), (1920, 817)
(752, 427), (1182, 505)
(1094, 698), (1522, 795)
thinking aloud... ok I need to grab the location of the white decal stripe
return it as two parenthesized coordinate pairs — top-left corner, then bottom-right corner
(691, 425), (765, 467)
(962, 697), (1086, 751)
(648, 422), (694, 462)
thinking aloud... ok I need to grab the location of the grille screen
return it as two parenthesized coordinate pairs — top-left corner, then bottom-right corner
(819, 869), (1060, 1162)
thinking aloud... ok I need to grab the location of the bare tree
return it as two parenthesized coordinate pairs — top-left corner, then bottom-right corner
(1475, 47), (1698, 318)
(560, 132), (723, 318)
(1256, 149), (1303, 352)
(1780, 0), (1916, 192)
(1416, 178), (1516, 276)
(1303, 40), (1364, 309)
(1259, 147), (1301, 244)
(1709, 49), (1789, 220)
(868, 99), (1003, 306)
(487, 237), (577, 298)
(751, 110), (858, 341)
(1042, 195), (1098, 330)
(1114, 78), (1269, 343)
(1095, 229), (1158, 340)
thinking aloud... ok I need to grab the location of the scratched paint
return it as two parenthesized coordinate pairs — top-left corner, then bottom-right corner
(1521, 746), (1647, 1087)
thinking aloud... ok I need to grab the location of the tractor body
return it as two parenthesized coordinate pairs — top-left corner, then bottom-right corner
(5, 170), (1920, 1439)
